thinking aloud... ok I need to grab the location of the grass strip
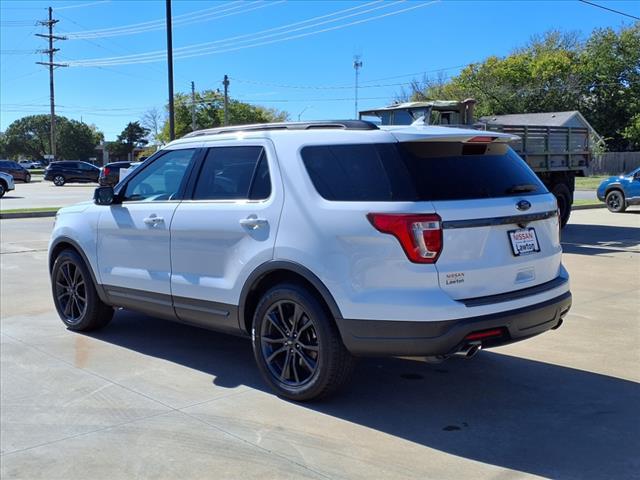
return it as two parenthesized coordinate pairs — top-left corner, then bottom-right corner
(0, 207), (61, 214)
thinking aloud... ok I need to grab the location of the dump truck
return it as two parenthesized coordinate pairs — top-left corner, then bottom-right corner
(359, 99), (591, 226)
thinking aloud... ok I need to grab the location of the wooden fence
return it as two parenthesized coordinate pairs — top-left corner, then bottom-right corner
(590, 152), (640, 175)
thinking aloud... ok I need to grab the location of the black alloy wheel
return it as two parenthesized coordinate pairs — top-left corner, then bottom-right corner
(260, 299), (320, 387)
(252, 284), (354, 401)
(51, 249), (113, 331)
(605, 190), (626, 213)
(54, 260), (87, 325)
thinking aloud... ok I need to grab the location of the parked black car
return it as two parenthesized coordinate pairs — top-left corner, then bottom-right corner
(0, 160), (31, 183)
(44, 161), (100, 186)
(98, 161), (132, 187)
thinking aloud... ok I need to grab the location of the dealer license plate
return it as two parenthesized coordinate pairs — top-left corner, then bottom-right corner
(508, 228), (540, 256)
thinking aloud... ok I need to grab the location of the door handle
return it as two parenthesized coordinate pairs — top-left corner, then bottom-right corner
(143, 214), (164, 226)
(239, 215), (268, 230)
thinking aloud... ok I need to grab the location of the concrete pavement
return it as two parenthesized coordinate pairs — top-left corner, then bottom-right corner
(0, 210), (638, 479)
(0, 181), (96, 211)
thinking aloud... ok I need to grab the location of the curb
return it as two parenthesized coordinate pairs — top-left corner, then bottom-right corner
(0, 210), (58, 219)
(572, 204), (605, 210)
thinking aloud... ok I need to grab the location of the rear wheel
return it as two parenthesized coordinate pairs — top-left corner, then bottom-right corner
(24, 172), (31, 183)
(252, 283), (354, 401)
(551, 183), (572, 228)
(0, 182), (5, 198)
(53, 175), (65, 186)
(605, 189), (626, 213)
(51, 249), (113, 331)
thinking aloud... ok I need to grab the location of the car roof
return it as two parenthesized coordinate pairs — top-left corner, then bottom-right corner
(165, 122), (518, 150)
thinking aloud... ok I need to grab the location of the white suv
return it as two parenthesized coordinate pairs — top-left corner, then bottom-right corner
(49, 121), (571, 400)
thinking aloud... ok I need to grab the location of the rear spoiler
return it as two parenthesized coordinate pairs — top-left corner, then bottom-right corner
(380, 125), (520, 143)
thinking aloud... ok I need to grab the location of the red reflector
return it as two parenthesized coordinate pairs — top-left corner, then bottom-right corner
(465, 328), (504, 341)
(367, 213), (442, 263)
(467, 136), (497, 143)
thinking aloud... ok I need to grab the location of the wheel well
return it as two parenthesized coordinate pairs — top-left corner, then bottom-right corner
(49, 241), (80, 273)
(605, 187), (624, 197)
(241, 269), (336, 335)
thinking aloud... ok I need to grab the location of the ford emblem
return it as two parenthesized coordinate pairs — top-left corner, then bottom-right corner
(516, 200), (531, 211)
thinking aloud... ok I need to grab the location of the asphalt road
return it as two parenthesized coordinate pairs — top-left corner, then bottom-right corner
(1, 210), (638, 479)
(0, 179), (97, 210)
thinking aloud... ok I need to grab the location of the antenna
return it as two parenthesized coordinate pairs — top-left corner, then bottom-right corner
(353, 55), (363, 119)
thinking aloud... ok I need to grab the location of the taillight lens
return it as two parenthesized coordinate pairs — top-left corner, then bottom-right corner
(103, 167), (110, 176)
(367, 213), (443, 263)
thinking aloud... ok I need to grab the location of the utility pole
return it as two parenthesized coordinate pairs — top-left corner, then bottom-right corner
(190, 81), (196, 131)
(166, 0), (175, 140)
(353, 55), (363, 119)
(36, 7), (67, 161)
(223, 74), (229, 126)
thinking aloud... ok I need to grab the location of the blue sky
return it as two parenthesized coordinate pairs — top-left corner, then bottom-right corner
(1, 0), (638, 140)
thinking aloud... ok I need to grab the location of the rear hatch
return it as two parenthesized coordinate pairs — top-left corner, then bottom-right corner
(388, 128), (561, 300)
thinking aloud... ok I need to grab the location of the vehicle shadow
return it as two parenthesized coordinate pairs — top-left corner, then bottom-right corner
(562, 223), (639, 255)
(0, 195), (26, 200)
(87, 310), (640, 480)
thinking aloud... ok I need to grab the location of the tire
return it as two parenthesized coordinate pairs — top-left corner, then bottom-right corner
(53, 175), (65, 186)
(605, 189), (626, 213)
(24, 173), (31, 183)
(252, 283), (354, 401)
(551, 183), (572, 228)
(0, 182), (5, 198)
(51, 249), (113, 331)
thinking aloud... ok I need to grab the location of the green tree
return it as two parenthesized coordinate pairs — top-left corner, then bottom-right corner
(110, 121), (149, 157)
(2, 114), (99, 160)
(578, 24), (640, 150)
(158, 90), (289, 142)
(408, 24), (640, 150)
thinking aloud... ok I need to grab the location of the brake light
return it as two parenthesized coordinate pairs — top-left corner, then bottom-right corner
(103, 167), (110, 176)
(367, 213), (442, 263)
(467, 136), (497, 143)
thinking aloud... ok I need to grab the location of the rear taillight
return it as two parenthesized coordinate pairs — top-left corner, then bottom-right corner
(367, 213), (442, 263)
(103, 167), (110, 176)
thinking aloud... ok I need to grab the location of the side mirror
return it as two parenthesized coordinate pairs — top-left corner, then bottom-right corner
(94, 186), (116, 205)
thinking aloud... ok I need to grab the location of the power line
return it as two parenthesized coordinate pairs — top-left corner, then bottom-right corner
(577, 0), (639, 20)
(63, 1), (280, 39)
(65, 0), (388, 65)
(66, 1), (439, 67)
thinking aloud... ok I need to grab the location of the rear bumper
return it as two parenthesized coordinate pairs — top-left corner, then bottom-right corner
(336, 291), (572, 357)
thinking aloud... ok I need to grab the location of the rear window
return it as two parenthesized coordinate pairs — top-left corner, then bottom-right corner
(301, 142), (547, 201)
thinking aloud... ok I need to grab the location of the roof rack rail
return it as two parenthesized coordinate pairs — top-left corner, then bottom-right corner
(182, 120), (378, 138)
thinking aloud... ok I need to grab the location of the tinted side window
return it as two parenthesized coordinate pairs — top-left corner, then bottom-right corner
(193, 146), (268, 200)
(123, 149), (196, 202)
(301, 144), (414, 201)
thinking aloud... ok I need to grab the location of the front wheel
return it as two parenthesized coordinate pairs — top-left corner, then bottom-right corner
(51, 249), (113, 331)
(53, 175), (65, 186)
(24, 173), (31, 183)
(605, 190), (626, 213)
(252, 284), (354, 401)
(0, 183), (5, 197)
